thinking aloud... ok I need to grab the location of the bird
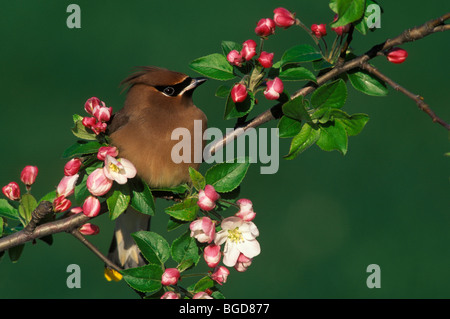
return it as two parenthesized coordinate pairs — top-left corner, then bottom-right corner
(105, 66), (207, 272)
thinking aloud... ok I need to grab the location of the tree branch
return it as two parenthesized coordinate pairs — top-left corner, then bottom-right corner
(207, 12), (450, 156)
(361, 63), (450, 130)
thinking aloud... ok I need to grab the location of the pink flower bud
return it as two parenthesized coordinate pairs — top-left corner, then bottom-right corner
(20, 166), (38, 186)
(190, 216), (216, 243)
(53, 195), (72, 213)
(204, 244), (221, 268)
(311, 24), (327, 38)
(97, 146), (119, 161)
(161, 268), (180, 286)
(79, 223), (100, 235)
(230, 83), (248, 104)
(82, 116), (97, 128)
(69, 206), (83, 215)
(226, 50), (244, 67)
(332, 15), (351, 36)
(386, 47), (408, 64)
(94, 106), (113, 122)
(255, 18), (276, 37)
(273, 7), (296, 28)
(241, 39), (257, 61)
(2, 182), (20, 201)
(257, 51), (274, 68)
(84, 97), (104, 115)
(234, 253), (253, 272)
(56, 174), (79, 198)
(87, 168), (113, 197)
(161, 291), (180, 299)
(235, 198), (256, 221)
(197, 185), (220, 211)
(82, 196), (101, 218)
(64, 158), (82, 176)
(91, 121), (108, 135)
(264, 77), (284, 100)
(193, 292), (213, 299)
(211, 266), (230, 285)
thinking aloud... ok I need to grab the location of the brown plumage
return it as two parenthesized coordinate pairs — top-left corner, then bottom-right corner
(106, 67), (207, 269)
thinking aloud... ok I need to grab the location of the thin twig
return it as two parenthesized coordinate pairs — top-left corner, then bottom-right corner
(70, 229), (122, 273)
(361, 63), (450, 130)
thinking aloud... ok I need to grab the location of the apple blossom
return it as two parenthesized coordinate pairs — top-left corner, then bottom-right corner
(255, 18), (276, 37)
(161, 291), (180, 299)
(193, 291), (213, 299)
(204, 244), (221, 268)
(161, 268), (180, 286)
(56, 174), (79, 198)
(214, 216), (261, 267)
(53, 195), (71, 213)
(230, 83), (248, 104)
(235, 198), (256, 221)
(20, 165), (38, 186)
(2, 182), (20, 201)
(79, 223), (100, 235)
(64, 158), (82, 176)
(211, 266), (230, 285)
(226, 50), (244, 67)
(84, 97), (104, 115)
(331, 15), (351, 36)
(311, 23), (327, 38)
(234, 253), (253, 272)
(273, 7), (296, 28)
(241, 39), (257, 61)
(386, 47), (408, 64)
(87, 168), (113, 196)
(103, 155), (137, 185)
(257, 51), (274, 68)
(190, 216), (216, 244)
(264, 77), (284, 100)
(93, 105), (113, 122)
(82, 196), (101, 218)
(97, 146), (119, 161)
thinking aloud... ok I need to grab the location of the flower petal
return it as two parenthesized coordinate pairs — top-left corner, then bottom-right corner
(237, 239), (261, 259)
(223, 241), (240, 267)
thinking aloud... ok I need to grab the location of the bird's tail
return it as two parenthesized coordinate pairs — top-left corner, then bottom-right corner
(106, 207), (150, 275)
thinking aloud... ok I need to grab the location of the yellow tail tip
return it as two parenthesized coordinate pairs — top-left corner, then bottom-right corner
(104, 267), (123, 282)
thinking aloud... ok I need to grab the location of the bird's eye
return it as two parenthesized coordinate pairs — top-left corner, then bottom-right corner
(163, 87), (175, 96)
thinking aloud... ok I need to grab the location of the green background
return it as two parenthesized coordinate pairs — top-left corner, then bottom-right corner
(1, 0), (449, 299)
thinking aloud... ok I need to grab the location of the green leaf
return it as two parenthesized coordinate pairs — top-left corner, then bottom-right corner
(62, 141), (103, 159)
(38, 190), (57, 205)
(221, 40), (242, 57)
(19, 194), (37, 226)
(189, 53), (235, 81)
(311, 79), (347, 109)
(0, 199), (19, 220)
(8, 244), (24, 263)
(189, 167), (206, 191)
(211, 290), (226, 299)
(131, 231), (170, 265)
(312, 59), (334, 71)
(330, 0), (366, 27)
(347, 69), (388, 96)
(122, 264), (163, 293)
(205, 158), (250, 193)
(215, 85), (231, 98)
(279, 67), (317, 82)
(281, 44), (322, 66)
(317, 120), (348, 155)
(71, 119), (97, 141)
(224, 91), (255, 120)
(285, 123), (321, 160)
(0, 218), (3, 237)
(151, 184), (190, 195)
(171, 230), (200, 265)
(277, 116), (302, 138)
(107, 184), (131, 220)
(165, 198), (199, 222)
(337, 112), (370, 136)
(74, 174), (90, 205)
(130, 179), (155, 216)
(282, 96), (311, 122)
(191, 276), (214, 293)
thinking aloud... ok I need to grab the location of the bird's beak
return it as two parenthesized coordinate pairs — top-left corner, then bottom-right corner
(181, 77), (207, 95)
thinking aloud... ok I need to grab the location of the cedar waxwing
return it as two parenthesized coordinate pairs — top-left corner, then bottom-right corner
(106, 66), (207, 270)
